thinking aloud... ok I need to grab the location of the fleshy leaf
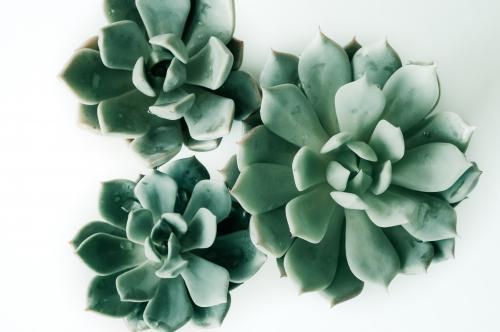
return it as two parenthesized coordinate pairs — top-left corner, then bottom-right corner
(440, 162), (481, 204)
(346, 170), (373, 194)
(104, 0), (143, 27)
(144, 237), (161, 263)
(184, 0), (235, 55)
(197, 230), (266, 283)
(369, 119), (405, 162)
(361, 189), (416, 227)
(181, 253), (229, 307)
(261, 84), (329, 151)
(134, 171), (178, 220)
(116, 262), (160, 302)
(330, 192), (366, 210)
(61, 49), (133, 104)
(99, 20), (151, 70)
(181, 208), (217, 251)
(433, 239), (455, 262)
(143, 277), (193, 331)
(335, 76), (386, 141)
(159, 156), (210, 193)
(232, 164), (299, 215)
(183, 88), (234, 140)
(220, 155), (240, 189)
(98, 89), (156, 137)
(345, 210), (400, 286)
(382, 64), (440, 132)
(150, 89), (194, 120)
(125, 303), (149, 331)
(237, 125), (297, 169)
(87, 273), (137, 317)
(298, 31), (351, 134)
(160, 214), (188, 237)
(78, 104), (100, 132)
(76, 234), (144, 275)
(132, 57), (156, 97)
(227, 38), (244, 70)
(383, 226), (434, 274)
(292, 147), (327, 191)
(131, 123), (184, 168)
(216, 71), (262, 120)
(405, 111), (476, 152)
(126, 208), (154, 244)
(286, 185), (338, 243)
(163, 58), (187, 92)
(320, 132), (353, 154)
(260, 50), (300, 88)
(392, 143), (471, 192)
(71, 221), (126, 249)
(192, 295), (231, 328)
(182, 180), (231, 223)
(99, 180), (137, 228)
(352, 40), (402, 87)
(371, 160), (392, 195)
(156, 234), (188, 278)
(186, 37), (234, 90)
(326, 161), (350, 191)
(249, 207), (292, 257)
(136, 0), (190, 38)
(347, 141), (378, 162)
(150, 33), (189, 63)
(284, 210), (344, 292)
(184, 136), (222, 152)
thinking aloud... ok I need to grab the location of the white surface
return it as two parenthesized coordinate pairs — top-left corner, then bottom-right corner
(1, 0), (499, 331)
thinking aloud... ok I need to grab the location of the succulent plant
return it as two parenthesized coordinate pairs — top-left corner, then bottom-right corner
(71, 157), (266, 331)
(61, 0), (261, 167)
(231, 31), (481, 305)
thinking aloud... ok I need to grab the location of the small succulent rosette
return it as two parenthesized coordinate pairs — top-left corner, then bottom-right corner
(71, 157), (265, 331)
(231, 31), (481, 305)
(61, 0), (261, 167)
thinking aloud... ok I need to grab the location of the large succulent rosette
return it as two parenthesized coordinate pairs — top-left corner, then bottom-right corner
(231, 32), (481, 305)
(71, 157), (265, 331)
(61, 0), (261, 167)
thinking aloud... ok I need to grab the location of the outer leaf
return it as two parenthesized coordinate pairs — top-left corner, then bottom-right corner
(220, 155), (240, 189)
(76, 234), (144, 275)
(181, 208), (217, 251)
(126, 208), (154, 244)
(433, 239), (455, 262)
(104, 0), (143, 27)
(284, 210), (344, 292)
(260, 50), (300, 88)
(249, 207), (292, 257)
(232, 164), (299, 215)
(183, 180), (232, 222)
(99, 179), (137, 228)
(87, 273), (137, 317)
(116, 262), (160, 302)
(352, 40), (402, 87)
(345, 210), (400, 286)
(134, 171), (178, 220)
(71, 221), (126, 249)
(78, 104), (100, 132)
(392, 143), (472, 192)
(298, 31), (351, 134)
(292, 147), (327, 191)
(261, 84), (329, 151)
(382, 64), (440, 132)
(136, 0), (190, 38)
(192, 295), (231, 328)
(216, 71), (262, 120)
(159, 156), (210, 193)
(440, 162), (481, 204)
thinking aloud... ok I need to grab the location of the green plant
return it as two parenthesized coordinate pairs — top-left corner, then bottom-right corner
(61, 0), (261, 167)
(72, 157), (266, 331)
(231, 32), (481, 305)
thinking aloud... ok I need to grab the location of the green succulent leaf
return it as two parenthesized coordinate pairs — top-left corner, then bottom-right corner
(132, 57), (157, 97)
(320, 132), (353, 154)
(392, 143), (471, 192)
(346, 170), (373, 194)
(134, 171), (178, 220)
(345, 210), (400, 286)
(237, 125), (298, 169)
(186, 37), (234, 90)
(183, 180), (232, 222)
(352, 40), (402, 87)
(116, 262), (160, 302)
(99, 179), (137, 228)
(371, 160), (392, 195)
(361, 189), (417, 227)
(136, 0), (190, 38)
(184, 136), (222, 152)
(440, 162), (481, 204)
(184, 0), (235, 55)
(292, 147), (327, 191)
(298, 31), (351, 134)
(261, 84), (329, 151)
(103, 0), (144, 27)
(232, 163), (299, 215)
(382, 64), (440, 132)
(126, 208), (155, 244)
(181, 253), (229, 307)
(369, 119), (405, 162)
(260, 50), (300, 88)
(249, 207), (293, 257)
(76, 234), (144, 275)
(284, 210), (344, 292)
(130, 123), (184, 168)
(405, 111), (475, 152)
(216, 71), (262, 120)
(164, 58), (187, 92)
(125, 303), (149, 331)
(326, 161), (350, 191)
(87, 272), (137, 317)
(159, 156), (210, 193)
(220, 155), (240, 189)
(99, 20), (151, 70)
(98, 89), (156, 137)
(150, 33), (189, 64)
(286, 185), (338, 244)
(71, 221), (126, 249)
(183, 87), (234, 141)
(198, 230), (266, 283)
(156, 234), (189, 278)
(346, 141), (378, 162)
(383, 226), (434, 274)
(61, 49), (133, 105)
(181, 208), (217, 251)
(78, 104), (100, 131)
(143, 277), (193, 332)
(432, 238), (455, 262)
(335, 76), (386, 141)
(330, 191), (366, 210)
(192, 294), (231, 328)
(227, 38), (244, 70)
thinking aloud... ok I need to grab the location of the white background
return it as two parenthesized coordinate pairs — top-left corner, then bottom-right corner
(1, 0), (499, 331)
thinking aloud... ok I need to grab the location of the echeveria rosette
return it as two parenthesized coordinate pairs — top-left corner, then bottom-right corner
(231, 32), (481, 306)
(71, 157), (265, 331)
(61, 0), (261, 167)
